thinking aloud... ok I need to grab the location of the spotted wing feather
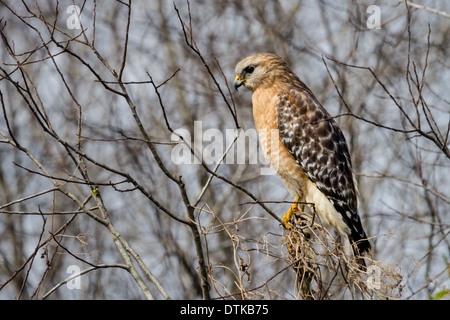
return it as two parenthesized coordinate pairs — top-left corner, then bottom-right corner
(276, 88), (370, 256)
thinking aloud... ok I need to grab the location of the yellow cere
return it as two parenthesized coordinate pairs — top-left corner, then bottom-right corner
(235, 75), (248, 82)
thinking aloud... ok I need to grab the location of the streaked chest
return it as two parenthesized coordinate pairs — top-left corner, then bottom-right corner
(252, 88), (302, 177)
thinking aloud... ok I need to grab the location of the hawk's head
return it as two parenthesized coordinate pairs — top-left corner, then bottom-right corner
(234, 53), (290, 91)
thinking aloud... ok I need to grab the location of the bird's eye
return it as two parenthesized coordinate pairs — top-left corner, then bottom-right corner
(244, 66), (255, 74)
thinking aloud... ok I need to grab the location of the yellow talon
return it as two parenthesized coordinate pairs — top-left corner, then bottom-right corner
(282, 196), (300, 229)
(282, 205), (294, 229)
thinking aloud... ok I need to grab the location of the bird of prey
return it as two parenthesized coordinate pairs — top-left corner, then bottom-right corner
(234, 53), (371, 266)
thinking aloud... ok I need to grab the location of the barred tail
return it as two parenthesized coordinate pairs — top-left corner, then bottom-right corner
(349, 231), (371, 268)
(334, 204), (371, 268)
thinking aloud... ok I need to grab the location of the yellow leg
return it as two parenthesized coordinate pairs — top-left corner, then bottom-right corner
(282, 195), (301, 229)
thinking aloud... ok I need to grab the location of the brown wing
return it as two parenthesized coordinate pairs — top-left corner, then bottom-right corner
(276, 87), (370, 255)
(276, 89), (357, 211)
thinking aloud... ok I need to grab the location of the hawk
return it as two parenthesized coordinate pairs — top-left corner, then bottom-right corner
(234, 53), (371, 266)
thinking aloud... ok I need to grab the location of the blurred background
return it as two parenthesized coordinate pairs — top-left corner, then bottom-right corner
(0, 0), (449, 299)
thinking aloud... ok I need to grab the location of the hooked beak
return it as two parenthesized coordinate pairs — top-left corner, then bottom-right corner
(234, 75), (245, 91)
